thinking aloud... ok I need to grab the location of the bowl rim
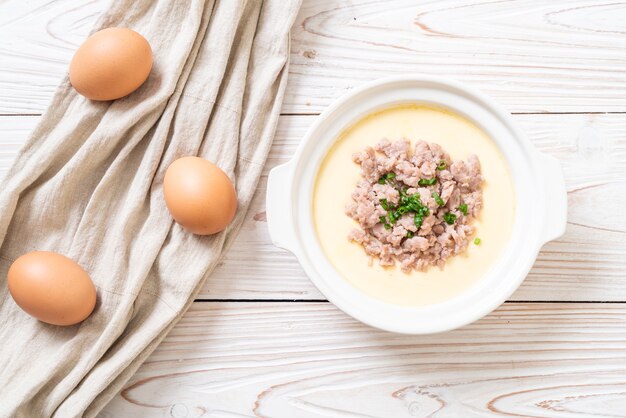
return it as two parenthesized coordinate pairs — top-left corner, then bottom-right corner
(268, 74), (562, 334)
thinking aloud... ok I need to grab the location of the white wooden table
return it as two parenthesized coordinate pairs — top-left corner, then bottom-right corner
(2, 1), (626, 416)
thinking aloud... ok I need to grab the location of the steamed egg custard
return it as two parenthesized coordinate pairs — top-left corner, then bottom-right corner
(312, 105), (516, 306)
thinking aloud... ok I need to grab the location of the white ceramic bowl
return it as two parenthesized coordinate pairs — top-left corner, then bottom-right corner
(266, 75), (567, 334)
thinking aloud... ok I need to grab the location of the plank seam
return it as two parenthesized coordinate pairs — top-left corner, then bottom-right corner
(193, 298), (329, 303)
(192, 299), (626, 303)
(4, 111), (626, 117)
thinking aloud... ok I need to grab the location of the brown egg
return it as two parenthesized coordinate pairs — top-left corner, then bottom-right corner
(164, 157), (237, 235)
(69, 27), (152, 101)
(7, 251), (97, 326)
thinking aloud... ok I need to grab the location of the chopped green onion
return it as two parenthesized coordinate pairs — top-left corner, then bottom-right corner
(377, 184), (431, 230)
(443, 212), (457, 225)
(418, 178), (437, 186)
(413, 205), (429, 229)
(406, 231), (414, 238)
(437, 160), (447, 170)
(474, 237), (481, 245)
(377, 172), (396, 185)
(414, 213), (424, 229)
(458, 203), (468, 216)
(432, 191), (445, 206)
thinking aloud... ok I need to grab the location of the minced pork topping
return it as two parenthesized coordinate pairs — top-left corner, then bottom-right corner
(345, 138), (483, 272)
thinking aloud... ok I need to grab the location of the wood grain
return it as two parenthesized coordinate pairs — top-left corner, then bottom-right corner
(3, 113), (626, 301)
(97, 302), (626, 417)
(2, 0), (626, 114)
(3, 1), (626, 416)
(287, 0), (626, 113)
(0, 0), (110, 114)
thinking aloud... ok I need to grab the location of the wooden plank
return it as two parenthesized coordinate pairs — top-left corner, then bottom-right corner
(2, 0), (626, 114)
(209, 112), (626, 301)
(100, 302), (626, 417)
(3, 113), (626, 301)
(0, 0), (110, 114)
(286, 0), (626, 113)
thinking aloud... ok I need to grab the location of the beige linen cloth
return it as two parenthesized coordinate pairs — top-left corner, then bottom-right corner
(0, 0), (301, 416)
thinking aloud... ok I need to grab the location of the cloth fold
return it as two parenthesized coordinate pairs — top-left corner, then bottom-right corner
(0, 0), (301, 416)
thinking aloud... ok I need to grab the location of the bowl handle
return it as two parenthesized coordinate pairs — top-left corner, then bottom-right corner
(537, 152), (568, 245)
(266, 161), (299, 255)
